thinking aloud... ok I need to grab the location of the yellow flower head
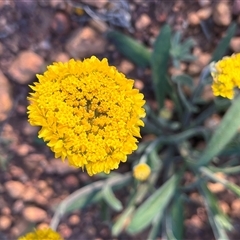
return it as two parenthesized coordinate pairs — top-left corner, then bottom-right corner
(27, 56), (145, 176)
(133, 163), (151, 181)
(18, 228), (63, 240)
(211, 53), (240, 99)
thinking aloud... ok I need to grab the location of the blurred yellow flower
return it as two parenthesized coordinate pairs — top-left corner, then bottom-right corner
(211, 53), (240, 99)
(133, 163), (151, 181)
(18, 228), (63, 240)
(28, 56), (145, 176)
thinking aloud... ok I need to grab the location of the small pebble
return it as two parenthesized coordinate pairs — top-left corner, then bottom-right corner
(65, 27), (107, 59)
(50, 0), (66, 9)
(0, 215), (12, 230)
(135, 14), (151, 30)
(11, 219), (29, 238)
(22, 186), (39, 202)
(8, 51), (45, 84)
(64, 174), (79, 188)
(0, 42), (3, 56)
(134, 79), (144, 90)
(198, 0), (211, 7)
(51, 12), (70, 35)
(23, 206), (47, 222)
(36, 180), (48, 191)
(219, 201), (230, 214)
(15, 144), (32, 157)
(213, 2), (231, 26)
(13, 200), (24, 214)
(189, 215), (203, 228)
(34, 194), (48, 207)
(231, 199), (240, 216)
(9, 165), (27, 181)
(68, 214), (80, 226)
(197, 7), (212, 20)
(230, 37), (240, 52)
(204, 114), (221, 130)
(0, 71), (12, 121)
(232, 0), (240, 15)
(58, 224), (72, 239)
(5, 181), (25, 199)
(41, 187), (54, 198)
(52, 52), (70, 63)
(1, 207), (11, 216)
(118, 60), (134, 75)
(80, 0), (108, 8)
(188, 12), (200, 25)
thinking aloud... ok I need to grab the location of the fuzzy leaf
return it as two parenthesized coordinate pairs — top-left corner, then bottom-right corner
(200, 184), (232, 240)
(103, 186), (123, 211)
(169, 194), (184, 239)
(151, 24), (172, 109)
(172, 74), (193, 87)
(211, 23), (237, 62)
(197, 95), (240, 167)
(112, 206), (135, 236)
(106, 30), (151, 68)
(127, 174), (177, 234)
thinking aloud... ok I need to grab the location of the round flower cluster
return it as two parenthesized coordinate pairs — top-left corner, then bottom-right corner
(133, 163), (151, 181)
(211, 53), (240, 99)
(18, 228), (63, 240)
(27, 56), (145, 176)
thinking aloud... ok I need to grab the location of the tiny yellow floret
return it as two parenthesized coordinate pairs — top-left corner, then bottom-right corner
(133, 163), (151, 181)
(211, 53), (240, 99)
(27, 56), (145, 176)
(18, 228), (63, 240)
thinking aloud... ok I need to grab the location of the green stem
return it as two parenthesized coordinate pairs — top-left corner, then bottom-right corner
(209, 165), (240, 175)
(50, 173), (131, 230)
(183, 66), (210, 127)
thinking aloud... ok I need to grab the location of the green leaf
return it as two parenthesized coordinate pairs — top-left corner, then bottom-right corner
(180, 54), (196, 62)
(141, 119), (163, 135)
(169, 194), (184, 239)
(211, 23), (237, 62)
(100, 198), (111, 222)
(103, 185), (123, 211)
(172, 74), (193, 87)
(200, 167), (240, 197)
(65, 191), (102, 212)
(214, 97), (231, 112)
(112, 206), (135, 236)
(209, 165), (240, 175)
(112, 182), (151, 236)
(199, 183), (232, 240)
(50, 174), (131, 230)
(196, 94), (240, 167)
(181, 38), (196, 50)
(190, 104), (216, 128)
(151, 24), (172, 109)
(177, 82), (198, 113)
(172, 74), (196, 114)
(127, 174), (177, 234)
(106, 30), (151, 68)
(167, 127), (209, 144)
(135, 141), (151, 155)
(147, 212), (163, 240)
(148, 148), (162, 171)
(171, 31), (182, 46)
(63, 174), (130, 212)
(145, 103), (180, 131)
(226, 182), (240, 196)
